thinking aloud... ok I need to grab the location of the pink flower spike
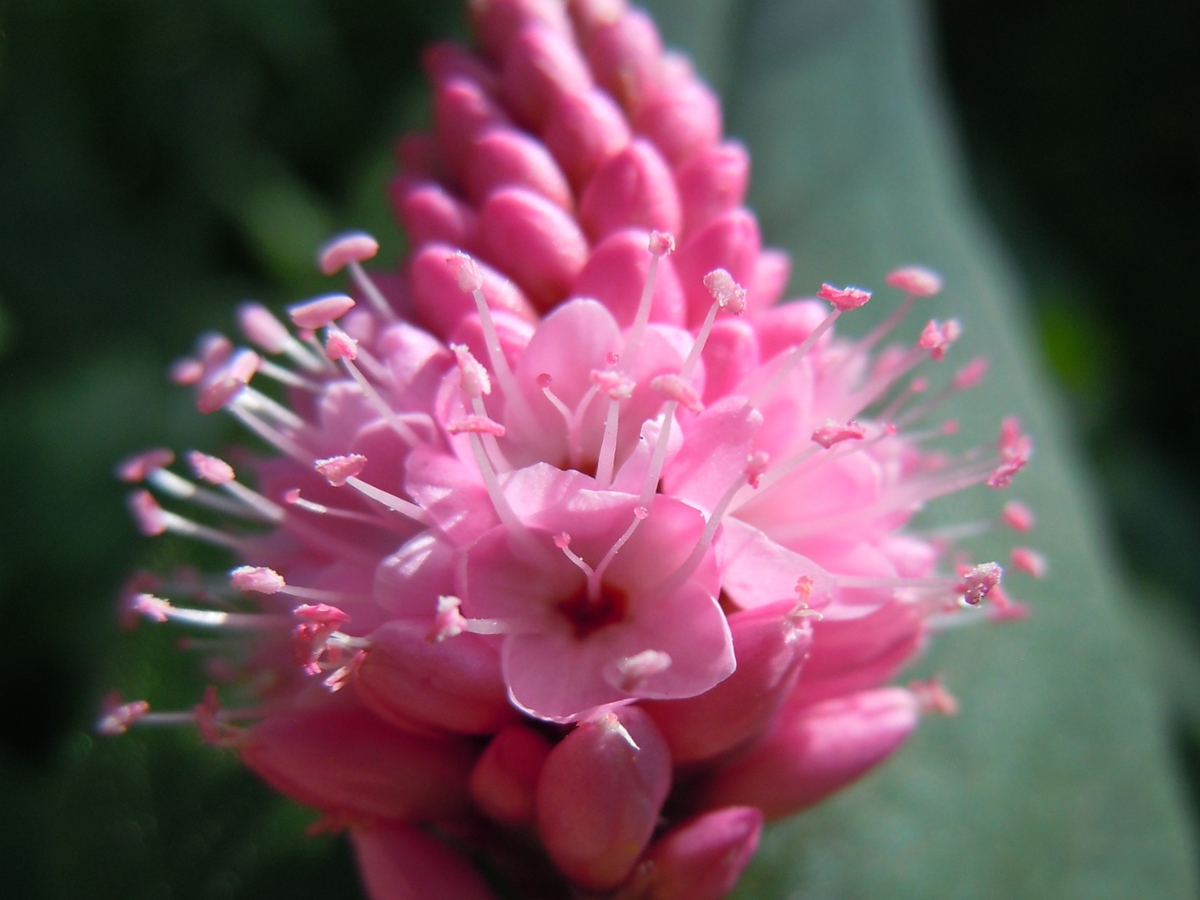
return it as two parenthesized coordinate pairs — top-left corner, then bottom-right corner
(128, 490), (168, 536)
(959, 561), (1003, 605)
(631, 807), (764, 900)
(231, 565), (286, 595)
(885, 265), (943, 296)
(650, 373), (703, 413)
(324, 328), (359, 361)
(116, 447), (175, 483)
(315, 454), (368, 487)
(703, 267), (747, 313)
(236, 302), (292, 354)
(96, 692), (151, 737)
(811, 419), (867, 450)
(447, 414), (507, 436)
(187, 450), (235, 486)
(816, 283), (871, 311)
(1002, 501), (1036, 533)
(1011, 547), (1048, 579)
(648, 230), (675, 256)
(447, 250), (485, 292)
(318, 231), (379, 275)
(287, 294), (356, 330)
(953, 356), (989, 390)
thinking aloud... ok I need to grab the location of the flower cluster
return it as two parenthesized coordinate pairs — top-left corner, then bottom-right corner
(103, 1), (1040, 898)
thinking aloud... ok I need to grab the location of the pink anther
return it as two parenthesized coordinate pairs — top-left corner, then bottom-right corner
(649, 373), (703, 412)
(318, 231), (380, 275)
(447, 251), (484, 292)
(703, 268), (747, 313)
(605, 351), (620, 366)
(633, 506), (649, 520)
(294, 603), (351, 626)
(744, 450), (770, 488)
(648, 230), (675, 256)
(230, 565), (286, 594)
(1001, 501), (1035, 533)
(116, 448), (175, 483)
(236, 303), (292, 354)
(429, 594), (468, 643)
(554, 532), (572, 549)
(288, 294), (356, 330)
(885, 266), (943, 296)
(816, 283), (872, 311)
(953, 357), (989, 391)
(811, 420), (867, 449)
(315, 454), (368, 487)
(941, 419), (960, 435)
(919, 319), (961, 361)
(591, 368), (636, 399)
(910, 678), (959, 716)
(131, 592), (172, 623)
(1010, 547), (1048, 579)
(909, 377), (929, 394)
(128, 490), (169, 536)
(446, 414), (507, 437)
(169, 357), (204, 385)
(194, 686), (241, 747)
(453, 343), (492, 397)
(959, 562), (1002, 605)
(96, 692), (151, 736)
(324, 329), (358, 361)
(187, 450), (235, 486)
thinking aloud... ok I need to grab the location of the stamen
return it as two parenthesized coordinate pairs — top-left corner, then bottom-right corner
(96, 693), (151, 736)
(959, 562), (1003, 605)
(885, 266), (943, 297)
(1001, 501), (1036, 533)
(816, 283), (872, 311)
(429, 595), (468, 642)
(237, 302), (327, 373)
(554, 532), (595, 579)
(918, 319), (962, 361)
(188, 451), (285, 522)
(315, 455), (432, 524)
(130, 592), (290, 629)
(811, 420), (866, 449)
(447, 414), (507, 437)
(231, 566), (353, 603)
(127, 491), (251, 552)
(621, 231), (675, 370)
(589, 506), (649, 597)
(650, 374), (703, 413)
(1010, 547), (1047, 579)
(283, 488), (405, 531)
(318, 231), (397, 322)
(288, 294), (356, 331)
(591, 368), (634, 489)
(909, 677), (959, 716)
(227, 401), (314, 463)
(332, 343), (422, 447)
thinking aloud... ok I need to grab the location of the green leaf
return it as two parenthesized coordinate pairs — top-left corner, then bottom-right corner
(643, 0), (1199, 896)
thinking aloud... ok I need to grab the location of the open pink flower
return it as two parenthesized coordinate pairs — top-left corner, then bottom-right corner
(105, 2), (1040, 899)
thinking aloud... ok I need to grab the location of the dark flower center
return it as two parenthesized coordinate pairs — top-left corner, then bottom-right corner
(557, 583), (628, 640)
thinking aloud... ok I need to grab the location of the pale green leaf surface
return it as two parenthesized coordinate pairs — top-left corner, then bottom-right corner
(644, 0), (1199, 897)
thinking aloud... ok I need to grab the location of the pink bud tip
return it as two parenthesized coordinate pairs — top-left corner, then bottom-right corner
(953, 356), (989, 390)
(591, 368), (636, 399)
(318, 231), (379, 275)
(959, 562), (1002, 605)
(885, 265), (943, 296)
(325, 329), (359, 361)
(453, 344), (493, 397)
(96, 693), (151, 736)
(116, 448), (175, 483)
(187, 450), (235, 485)
(447, 251), (485, 292)
(236, 303), (292, 354)
(446, 414), (507, 437)
(703, 268), (747, 313)
(1011, 547), (1048, 579)
(816, 283), (871, 310)
(648, 230), (675, 256)
(1001, 501), (1036, 533)
(315, 454), (368, 487)
(649, 373), (703, 413)
(288, 294), (356, 330)
(128, 490), (168, 535)
(169, 357), (204, 385)
(231, 565), (286, 594)
(811, 420), (866, 449)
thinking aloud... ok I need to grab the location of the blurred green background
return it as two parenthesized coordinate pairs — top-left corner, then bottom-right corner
(0, 0), (1196, 897)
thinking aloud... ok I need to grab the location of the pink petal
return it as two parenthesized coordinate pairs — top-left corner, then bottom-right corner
(570, 228), (687, 328)
(408, 243), (536, 339)
(672, 210), (761, 328)
(662, 396), (762, 515)
(352, 822), (496, 900)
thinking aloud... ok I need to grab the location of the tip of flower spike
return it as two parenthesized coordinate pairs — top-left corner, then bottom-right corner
(885, 266), (943, 296)
(1011, 547), (1048, 579)
(811, 420), (866, 449)
(288, 294), (356, 331)
(96, 692), (151, 736)
(315, 454), (367, 487)
(231, 565), (286, 594)
(128, 490), (168, 536)
(704, 268), (747, 314)
(447, 251), (484, 292)
(116, 448), (175, 483)
(1001, 501), (1036, 533)
(318, 232), (379, 275)
(187, 450), (234, 486)
(236, 302), (291, 354)
(959, 562), (1002, 605)
(649, 230), (676, 256)
(453, 344), (492, 397)
(816, 283), (871, 311)
(324, 329), (358, 361)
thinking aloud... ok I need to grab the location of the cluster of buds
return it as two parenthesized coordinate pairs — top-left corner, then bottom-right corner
(103, 1), (1040, 898)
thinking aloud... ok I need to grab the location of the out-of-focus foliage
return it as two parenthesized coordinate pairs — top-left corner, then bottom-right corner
(0, 1), (1196, 898)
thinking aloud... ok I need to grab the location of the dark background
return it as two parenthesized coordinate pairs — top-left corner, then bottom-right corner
(0, 0), (1195, 896)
